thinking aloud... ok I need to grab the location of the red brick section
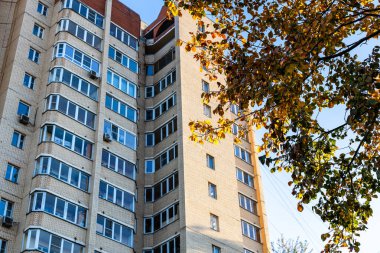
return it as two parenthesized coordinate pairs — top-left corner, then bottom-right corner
(111, 0), (141, 38)
(144, 6), (168, 36)
(55, 0), (141, 38)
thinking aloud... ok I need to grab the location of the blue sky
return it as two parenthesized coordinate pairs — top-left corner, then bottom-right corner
(120, 0), (380, 251)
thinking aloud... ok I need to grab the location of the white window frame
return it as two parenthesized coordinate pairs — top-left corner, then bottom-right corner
(208, 182), (217, 199)
(33, 23), (44, 38)
(236, 168), (254, 187)
(12, 131), (25, 149)
(99, 180), (135, 212)
(30, 191), (87, 227)
(210, 214), (219, 231)
(0, 198), (13, 218)
(37, 2), (48, 16)
(241, 220), (260, 242)
(23, 73), (35, 89)
(17, 101), (30, 116)
(203, 104), (211, 118)
(28, 47), (40, 63)
(5, 163), (19, 183)
(49, 67), (99, 101)
(34, 156), (90, 191)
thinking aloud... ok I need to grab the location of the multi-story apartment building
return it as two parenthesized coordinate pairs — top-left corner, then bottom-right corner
(0, 0), (270, 252)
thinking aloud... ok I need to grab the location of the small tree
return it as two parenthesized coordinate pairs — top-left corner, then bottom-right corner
(272, 235), (313, 253)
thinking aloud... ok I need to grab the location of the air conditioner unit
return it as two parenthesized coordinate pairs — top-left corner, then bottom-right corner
(103, 133), (112, 142)
(2, 216), (13, 228)
(89, 70), (99, 80)
(19, 114), (29, 125)
(146, 39), (154, 46)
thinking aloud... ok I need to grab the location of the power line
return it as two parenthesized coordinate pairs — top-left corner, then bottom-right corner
(261, 164), (322, 250)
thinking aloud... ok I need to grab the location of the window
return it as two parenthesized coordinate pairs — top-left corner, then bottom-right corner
(53, 43), (100, 74)
(46, 95), (96, 129)
(17, 101), (30, 116)
(145, 69), (176, 98)
(154, 48), (175, 74)
(198, 24), (206, 32)
(32, 23), (44, 38)
(145, 94), (176, 121)
(145, 172), (179, 202)
(0, 239), (6, 253)
(236, 168), (254, 187)
(145, 144), (178, 174)
(105, 94), (137, 122)
(23, 229), (84, 252)
(143, 236), (180, 253)
(0, 199), (13, 218)
(30, 191), (87, 227)
(232, 124), (248, 140)
(203, 104), (211, 117)
(58, 19), (102, 51)
(49, 67), (98, 101)
(202, 80), (209, 92)
(106, 69), (137, 98)
(108, 46), (138, 73)
(208, 183), (217, 199)
(34, 156), (90, 191)
(40, 124), (93, 159)
(63, 0), (104, 28)
(234, 145), (252, 164)
(146, 65), (154, 76)
(244, 249), (254, 253)
(5, 164), (19, 183)
(11, 131), (25, 149)
(212, 245), (221, 253)
(103, 120), (137, 150)
(241, 220), (261, 242)
(37, 2), (48, 16)
(231, 104), (239, 115)
(144, 202), (179, 234)
(110, 23), (138, 51)
(101, 149), (136, 180)
(206, 154), (215, 169)
(210, 214), (219, 231)
(96, 215), (134, 247)
(145, 117), (177, 146)
(239, 193), (258, 215)
(23, 73), (35, 89)
(99, 180), (135, 212)
(28, 47), (40, 63)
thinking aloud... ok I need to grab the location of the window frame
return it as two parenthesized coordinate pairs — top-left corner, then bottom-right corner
(203, 104), (211, 118)
(34, 156), (90, 191)
(236, 168), (254, 188)
(208, 182), (217, 199)
(28, 47), (40, 63)
(5, 163), (19, 183)
(37, 2), (48, 16)
(11, 131), (25, 149)
(0, 198), (13, 218)
(17, 101), (30, 116)
(32, 23), (44, 39)
(23, 73), (36, 89)
(30, 191), (87, 227)
(210, 214), (219, 231)
(241, 220), (261, 242)
(206, 154), (215, 169)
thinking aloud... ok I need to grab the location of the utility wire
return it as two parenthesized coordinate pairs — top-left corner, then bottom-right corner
(261, 164), (322, 250)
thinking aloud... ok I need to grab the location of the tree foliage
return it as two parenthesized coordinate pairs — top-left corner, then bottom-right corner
(165, 0), (380, 252)
(272, 235), (313, 253)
